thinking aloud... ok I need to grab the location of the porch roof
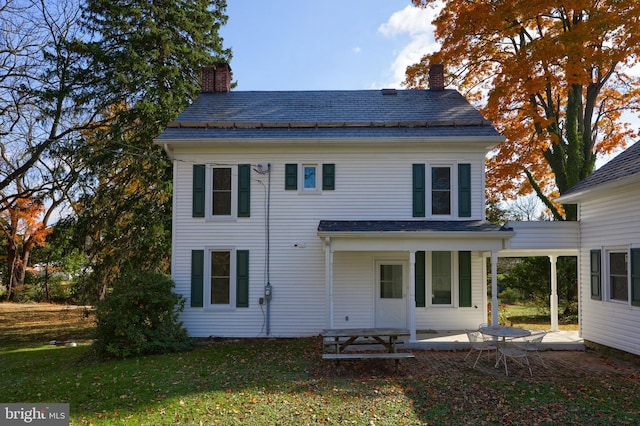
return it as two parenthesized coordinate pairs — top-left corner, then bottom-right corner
(318, 221), (514, 252)
(317, 220), (511, 237)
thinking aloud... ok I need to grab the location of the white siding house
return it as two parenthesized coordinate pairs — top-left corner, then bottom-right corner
(557, 141), (640, 355)
(155, 63), (515, 339)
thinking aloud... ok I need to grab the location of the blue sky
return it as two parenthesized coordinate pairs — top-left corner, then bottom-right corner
(221, 1), (439, 91)
(220, 1), (637, 165)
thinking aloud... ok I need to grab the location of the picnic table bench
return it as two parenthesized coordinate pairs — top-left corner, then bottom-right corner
(321, 328), (414, 373)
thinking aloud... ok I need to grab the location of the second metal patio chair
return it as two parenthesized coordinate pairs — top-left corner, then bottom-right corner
(464, 329), (497, 369)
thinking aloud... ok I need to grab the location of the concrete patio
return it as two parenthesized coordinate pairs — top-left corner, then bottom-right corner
(406, 329), (584, 351)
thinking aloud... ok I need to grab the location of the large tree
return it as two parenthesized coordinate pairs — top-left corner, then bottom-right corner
(0, 0), (109, 300)
(406, 1), (640, 220)
(72, 0), (231, 302)
(0, 0), (104, 206)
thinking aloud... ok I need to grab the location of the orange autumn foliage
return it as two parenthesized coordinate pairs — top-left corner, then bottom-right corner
(0, 196), (53, 299)
(406, 0), (640, 219)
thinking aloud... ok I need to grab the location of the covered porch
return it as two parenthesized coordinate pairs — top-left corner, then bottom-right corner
(318, 220), (580, 343)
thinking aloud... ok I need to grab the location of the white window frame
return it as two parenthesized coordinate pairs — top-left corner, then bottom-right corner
(206, 165), (238, 220)
(300, 163), (321, 193)
(204, 246), (237, 310)
(604, 246), (630, 305)
(426, 163), (458, 219)
(427, 251), (458, 307)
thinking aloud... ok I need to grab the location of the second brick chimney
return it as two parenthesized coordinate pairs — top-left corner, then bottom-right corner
(202, 63), (232, 93)
(428, 64), (445, 91)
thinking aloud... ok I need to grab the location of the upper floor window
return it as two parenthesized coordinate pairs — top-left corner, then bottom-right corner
(412, 163), (471, 218)
(303, 164), (318, 191)
(212, 167), (232, 216)
(431, 166), (451, 215)
(192, 164), (251, 219)
(285, 163), (335, 192)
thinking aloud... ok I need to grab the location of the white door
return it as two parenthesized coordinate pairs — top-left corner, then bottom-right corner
(375, 261), (407, 328)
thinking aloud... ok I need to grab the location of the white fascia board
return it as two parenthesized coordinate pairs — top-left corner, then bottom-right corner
(154, 136), (504, 152)
(323, 235), (511, 252)
(317, 230), (514, 240)
(556, 173), (640, 203)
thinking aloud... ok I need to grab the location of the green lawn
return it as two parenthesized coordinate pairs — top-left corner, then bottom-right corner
(1, 304), (639, 425)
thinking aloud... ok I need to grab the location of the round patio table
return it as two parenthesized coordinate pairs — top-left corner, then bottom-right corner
(479, 325), (531, 341)
(479, 325), (531, 370)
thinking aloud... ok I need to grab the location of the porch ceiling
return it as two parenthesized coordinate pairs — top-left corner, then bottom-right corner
(501, 221), (579, 257)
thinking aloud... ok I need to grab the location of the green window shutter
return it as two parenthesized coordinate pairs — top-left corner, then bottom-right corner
(631, 248), (640, 307)
(237, 164), (251, 217)
(192, 164), (206, 218)
(412, 164), (426, 218)
(322, 163), (335, 190)
(458, 163), (471, 217)
(458, 251), (472, 307)
(191, 250), (204, 307)
(285, 164), (298, 190)
(415, 251), (426, 307)
(236, 250), (250, 308)
(590, 249), (602, 300)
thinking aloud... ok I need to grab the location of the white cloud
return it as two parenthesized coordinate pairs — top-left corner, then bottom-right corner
(377, 4), (442, 87)
(378, 4), (437, 37)
(352, 46), (362, 54)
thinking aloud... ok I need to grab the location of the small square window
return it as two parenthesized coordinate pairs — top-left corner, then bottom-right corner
(302, 164), (318, 191)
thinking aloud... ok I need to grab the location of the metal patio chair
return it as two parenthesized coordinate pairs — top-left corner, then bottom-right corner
(497, 338), (532, 376)
(464, 329), (497, 369)
(521, 330), (547, 368)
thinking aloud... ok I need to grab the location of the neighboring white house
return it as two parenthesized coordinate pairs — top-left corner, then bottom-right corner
(155, 63), (519, 339)
(557, 140), (640, 355)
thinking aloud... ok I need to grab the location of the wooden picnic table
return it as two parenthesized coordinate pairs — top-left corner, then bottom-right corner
(321, 328), (414, 373)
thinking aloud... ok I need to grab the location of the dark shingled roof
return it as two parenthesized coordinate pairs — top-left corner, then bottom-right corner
(562, 140), (640, 197)
(156, 89), (502, 140)
(317, 220), (510, 234)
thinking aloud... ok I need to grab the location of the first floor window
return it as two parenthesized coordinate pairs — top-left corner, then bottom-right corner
(191, 248), (249, 308)
(609, 251), (628, 302)
(432, 251), (452, 305)
(210, 251), (231, 304)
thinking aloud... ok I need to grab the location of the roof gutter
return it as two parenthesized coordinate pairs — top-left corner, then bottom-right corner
(317, 229), (515, 240)
(557, 173), (640, 203)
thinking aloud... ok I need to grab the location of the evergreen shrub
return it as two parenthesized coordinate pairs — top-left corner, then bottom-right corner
(92, 269), (192, 358)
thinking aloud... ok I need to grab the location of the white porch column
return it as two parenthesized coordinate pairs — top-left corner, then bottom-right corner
(409, 251), (416, 342)
(549, 255), (559, 332)
(491, 251), (499, 326)
(324, 238), (334, 329)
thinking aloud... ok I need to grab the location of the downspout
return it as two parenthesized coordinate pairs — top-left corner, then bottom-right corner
(264, 163), (272, 335)
(162, 143), (173, 159)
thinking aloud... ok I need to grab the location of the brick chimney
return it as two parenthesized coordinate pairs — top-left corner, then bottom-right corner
(428, 64), (445, 91)
(202, 63), (232, 93)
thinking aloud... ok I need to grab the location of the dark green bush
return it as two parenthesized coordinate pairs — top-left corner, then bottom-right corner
(498, 287), (521, 304)
(92, 269), (192, 358)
